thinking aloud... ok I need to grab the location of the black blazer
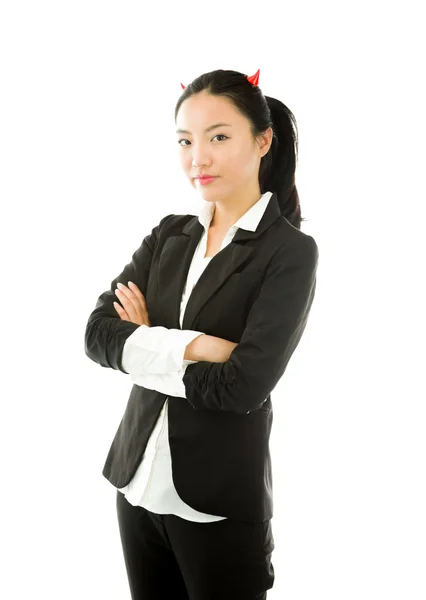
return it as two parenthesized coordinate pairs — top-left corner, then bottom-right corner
(84, 192), (319, 522)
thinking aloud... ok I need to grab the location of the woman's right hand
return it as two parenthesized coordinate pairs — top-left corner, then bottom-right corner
(184, 335), (238, 363)
(202, 337), (238, 363)
(225, 340), (239, 359)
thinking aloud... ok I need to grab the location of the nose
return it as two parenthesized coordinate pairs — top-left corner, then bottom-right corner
(191, 146), (212, 169)
(192, 160), (209, 169)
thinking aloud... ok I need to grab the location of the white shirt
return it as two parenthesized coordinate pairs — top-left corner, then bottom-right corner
(117, 191), (273, 522)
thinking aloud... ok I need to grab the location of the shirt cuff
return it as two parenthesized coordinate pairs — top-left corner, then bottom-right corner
(129, 362), (191, 398)
(122, 324), (205, 375)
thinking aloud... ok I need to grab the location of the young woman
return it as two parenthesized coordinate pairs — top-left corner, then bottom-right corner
(85, 68), (319, 600)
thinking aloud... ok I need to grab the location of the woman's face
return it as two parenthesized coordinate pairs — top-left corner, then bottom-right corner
(175, 92), (271, 202)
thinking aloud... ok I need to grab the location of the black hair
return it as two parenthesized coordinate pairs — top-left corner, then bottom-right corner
(174, 68), (306, 230)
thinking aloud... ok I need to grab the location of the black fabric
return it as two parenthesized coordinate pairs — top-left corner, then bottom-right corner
(116, 490), (273, 599)
(85, 191), (319, 522)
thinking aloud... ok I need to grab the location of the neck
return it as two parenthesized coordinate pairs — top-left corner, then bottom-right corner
(210, 186), (263, 231)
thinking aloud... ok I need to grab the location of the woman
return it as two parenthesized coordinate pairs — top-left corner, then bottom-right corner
(85, 68), (319, 600)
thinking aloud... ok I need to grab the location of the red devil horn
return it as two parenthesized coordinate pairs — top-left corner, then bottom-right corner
(246, 68), (260, 87)
(180, 83), (186, 89)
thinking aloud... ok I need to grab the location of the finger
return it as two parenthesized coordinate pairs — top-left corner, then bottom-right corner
(116, 283), (140, 309)
(127, 281), (146, 304)
(115, 286), (138, 321)
(113, 301), (129, 321)
(128, 281), (148, 312)
(116, 283), (145, 320)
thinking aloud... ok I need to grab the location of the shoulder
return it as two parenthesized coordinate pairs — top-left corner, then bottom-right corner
(157, 212), (194, 231)
(159, 212), (318, 265)
(273, 215), (319, 265)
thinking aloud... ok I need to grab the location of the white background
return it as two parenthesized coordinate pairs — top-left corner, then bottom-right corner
(1, 1), (425, 598)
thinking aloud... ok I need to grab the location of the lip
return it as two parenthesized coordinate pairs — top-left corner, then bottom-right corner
(195, 176), (217, 186)
(194, 175), (217, 180)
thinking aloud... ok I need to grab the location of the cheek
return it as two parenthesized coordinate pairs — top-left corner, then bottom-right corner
(180, 155), (192, 171)
(226, 151), (251, 176)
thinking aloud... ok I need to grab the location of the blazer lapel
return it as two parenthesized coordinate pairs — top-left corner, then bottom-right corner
(157, 191), (282, 331)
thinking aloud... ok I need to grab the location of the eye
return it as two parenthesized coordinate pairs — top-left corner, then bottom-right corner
(177, 134), (228, 147)
(212, 134), (228, 142)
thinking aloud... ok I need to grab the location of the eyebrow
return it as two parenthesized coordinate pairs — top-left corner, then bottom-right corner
(176, 122), (232, 135)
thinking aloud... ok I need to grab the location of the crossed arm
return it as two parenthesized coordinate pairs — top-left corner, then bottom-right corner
(109, 325), (237, 399)
(184, 333), (238, 363)
(84, 213), (318, 414)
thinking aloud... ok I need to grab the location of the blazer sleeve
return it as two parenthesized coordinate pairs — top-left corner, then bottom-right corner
(84, 213), (173, 372)
(182, 234), (319, 415)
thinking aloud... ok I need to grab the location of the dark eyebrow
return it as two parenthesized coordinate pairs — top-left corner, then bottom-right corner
(176, 122), (232, 135)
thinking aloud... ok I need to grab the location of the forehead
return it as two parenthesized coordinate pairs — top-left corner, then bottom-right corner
(176, 93), (242, 128)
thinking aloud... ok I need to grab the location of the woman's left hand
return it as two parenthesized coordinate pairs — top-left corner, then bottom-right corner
(113, 281), (151, 327)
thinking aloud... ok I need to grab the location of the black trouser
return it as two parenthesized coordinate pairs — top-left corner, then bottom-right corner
(116, 490), (275, 599)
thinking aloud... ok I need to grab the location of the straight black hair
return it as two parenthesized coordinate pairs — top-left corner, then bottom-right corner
(174, 68), (305, 230)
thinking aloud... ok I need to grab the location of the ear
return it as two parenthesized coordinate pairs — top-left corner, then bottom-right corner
(257, 126), (274, 158)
